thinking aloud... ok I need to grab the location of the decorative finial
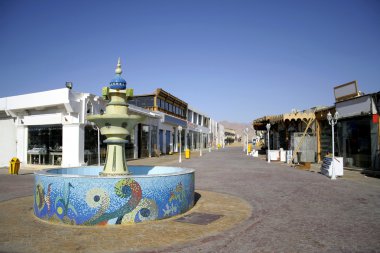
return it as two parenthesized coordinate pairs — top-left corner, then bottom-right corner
(115, 57), (122, 75)
(109, 58), (127, 90)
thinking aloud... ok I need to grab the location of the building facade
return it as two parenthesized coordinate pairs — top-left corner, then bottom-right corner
(0, 88), (225, 167)
(252, 82), (380, 172)
(0, 88), (162, 167)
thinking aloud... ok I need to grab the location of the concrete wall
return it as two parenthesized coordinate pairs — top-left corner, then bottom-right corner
(0, 118), (16, 167)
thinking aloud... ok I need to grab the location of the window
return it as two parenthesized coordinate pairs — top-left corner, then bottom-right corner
(85, 125), (107, 165)
(188, 111), (193, 122)
(129, 96), (154, 108)
(28, 125), (62, 165)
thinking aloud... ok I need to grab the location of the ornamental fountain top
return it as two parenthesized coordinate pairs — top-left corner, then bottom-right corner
(87, 58), (145, 176)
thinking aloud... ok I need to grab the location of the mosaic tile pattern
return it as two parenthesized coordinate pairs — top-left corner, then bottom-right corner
(34, 166), (195, 225)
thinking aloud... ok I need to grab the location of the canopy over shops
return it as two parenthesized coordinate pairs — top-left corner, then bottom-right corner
(253, 108), (324, 131)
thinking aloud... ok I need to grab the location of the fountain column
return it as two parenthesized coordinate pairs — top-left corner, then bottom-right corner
(87, 58), (144, 176)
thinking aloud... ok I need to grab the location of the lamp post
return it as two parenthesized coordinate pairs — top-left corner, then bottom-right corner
(178, 126), (182, 163)
(92, 124), (101, 166)
(266, 123), (271, 163)
(244, 128), (249, 156)
(200, 129), (203, 157)
(327, 111), (339, 180)
(209, 132), (211, 152)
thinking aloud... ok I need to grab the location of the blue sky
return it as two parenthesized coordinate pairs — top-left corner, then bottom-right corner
(1, 0), (379, 123)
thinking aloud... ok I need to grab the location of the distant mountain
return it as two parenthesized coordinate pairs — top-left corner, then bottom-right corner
(219, 121), (255, 139)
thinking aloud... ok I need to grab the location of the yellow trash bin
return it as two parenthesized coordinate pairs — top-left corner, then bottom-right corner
(185, 149), (190, 159)
(9, 157), (20, 175)
(217, 144), (221, 149)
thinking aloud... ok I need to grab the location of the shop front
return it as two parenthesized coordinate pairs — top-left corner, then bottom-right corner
(27, 125), (62, 165)
(335, 94), (379, 169)
(337, 116), (372, 168)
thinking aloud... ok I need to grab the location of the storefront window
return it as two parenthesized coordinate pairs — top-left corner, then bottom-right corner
(337, 116), (371, 168)
(187, 132), (191, 150)
(84, 125), (107, 165)
(151, 125), (158, 155)
(166, 130), (171, 154)
(125, 134), (134, 160)
(181, 129), (185, 151)
(28, 125), (62, 165)
(139, 124), (149, 158)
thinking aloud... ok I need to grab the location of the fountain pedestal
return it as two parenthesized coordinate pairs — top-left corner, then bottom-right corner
(87, 59), (144, 176)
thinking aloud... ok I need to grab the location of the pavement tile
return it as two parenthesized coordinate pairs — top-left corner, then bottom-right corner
(1, 147), (380, 252)
(0, 190), (251, 253)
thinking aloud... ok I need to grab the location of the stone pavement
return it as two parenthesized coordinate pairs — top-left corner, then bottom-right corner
(1, 147), (380, 253)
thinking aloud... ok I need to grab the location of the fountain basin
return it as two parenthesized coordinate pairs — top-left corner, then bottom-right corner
(34, 166), (195, 225)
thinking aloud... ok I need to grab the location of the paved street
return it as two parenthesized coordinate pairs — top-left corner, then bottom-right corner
(1, 146), (380, 253)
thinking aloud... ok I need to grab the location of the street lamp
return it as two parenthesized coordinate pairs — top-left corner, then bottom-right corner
(200, 129), (203, 157)
(178, 126), (182, 163)
(266, 123), (271, 163)
(92, 123), (101, 166)
(209, 132), (212, 152)
(327, 111), (339, 180)
(244, 128), (249, 156)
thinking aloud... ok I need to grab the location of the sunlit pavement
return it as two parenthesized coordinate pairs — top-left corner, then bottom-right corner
(1, 147), (380, 253)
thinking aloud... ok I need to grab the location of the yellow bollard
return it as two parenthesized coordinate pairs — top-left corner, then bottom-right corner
(248, 144), (252, 153)
(185, 149), (190, 159)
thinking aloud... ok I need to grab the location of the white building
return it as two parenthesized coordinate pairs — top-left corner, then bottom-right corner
(0, 88), (159, 167)
(0, 87), (226, 167)
(186, 106), (212, 150)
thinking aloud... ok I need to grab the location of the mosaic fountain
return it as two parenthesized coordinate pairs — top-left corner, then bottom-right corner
(34, 59), (195, 225)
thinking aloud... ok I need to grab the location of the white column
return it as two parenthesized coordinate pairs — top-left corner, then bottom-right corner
(170, 130), (173, 153)
(148, 125), (152, 157)
(156, 122), (160, 152)
(16, 125), (27, 164)
(184, 129), (188, 149)
(62, 124), (85, 167)
(174, 127), (178, 152)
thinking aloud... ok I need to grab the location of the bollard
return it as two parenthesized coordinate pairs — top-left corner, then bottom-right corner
(248, 144), (252, 154)
(185, 149), (190, 159)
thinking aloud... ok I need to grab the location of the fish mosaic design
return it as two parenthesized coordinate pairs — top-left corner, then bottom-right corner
(34, 171), (194, 226)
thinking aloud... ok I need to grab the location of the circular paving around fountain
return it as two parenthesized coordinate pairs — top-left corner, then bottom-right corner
(0, 190), (252, 253)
